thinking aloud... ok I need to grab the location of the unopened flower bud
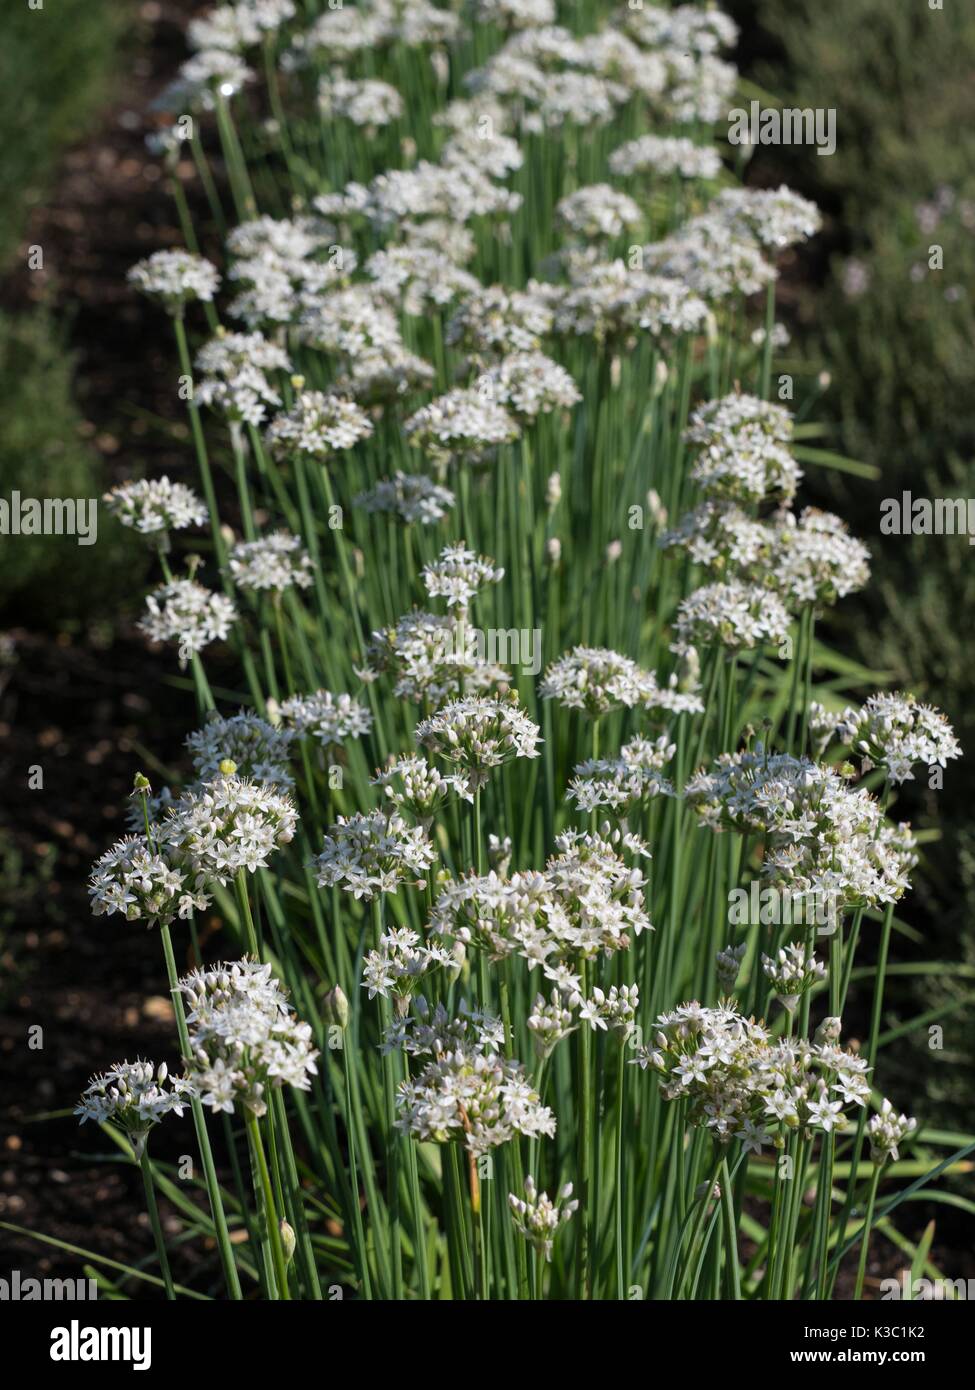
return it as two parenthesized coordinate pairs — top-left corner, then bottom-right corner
(322, 984), (349, 1030)
(218, 758), (238, 777)
(280, 1219), (296, 1265)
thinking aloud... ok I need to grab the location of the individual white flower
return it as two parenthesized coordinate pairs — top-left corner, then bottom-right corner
(227, 531), (315, 594)
(265, 390), (373, 458)
(672, 581), (791, 653)
(76, 1061), (194, 1157)
(508, 1176), (578, 1262)
(127, 250), (220, 313)
(315, 810), (437, 900)
(415, 692), (542, 789)
(354, 472), (455, 525)
(279, 689), (373, 748)
(139, 579), (237, 659)
(180, 958), (318, 1115)
(103, 477), (208, 538)
(186, 711), (295, 790)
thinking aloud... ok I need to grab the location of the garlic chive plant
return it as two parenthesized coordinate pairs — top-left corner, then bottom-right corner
(61, 0), (967, 1303)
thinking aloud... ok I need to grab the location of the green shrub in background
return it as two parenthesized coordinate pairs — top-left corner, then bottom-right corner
(0, 0), (138, 627)
(0, 309), (141, 626)
(0, 0), (124, 268)
(733, 0), (975, 1125)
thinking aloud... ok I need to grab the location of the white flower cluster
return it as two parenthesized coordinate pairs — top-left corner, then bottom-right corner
(663, 504), (871, 609)
(430, 828), (650, 987)
(164, 774), (298, 884)
(553, 258), (709, 343)
(265, 389), (373, 458)
(634, 1002), (874, 1152)
(354, 472), (456, 525)
(690, 429), (800, 507)
(685, 392), (794, 450)
(279, 688), (373, 748)
(364, 244), (479, 316)
(446, 283), (555, 363)
(314, 810), (437, 900)
(367, 609), (510, 705)
(227, 531), (315, 593)
(372, 753), (473, 821)
(318, 75), (404, 127)
(362, 926), (455, 1003)
(226, 215), (352, 328)
(609, 134), (721, 180)
(555, 183), (641, 242)
(179, 958), (318, 1116)
(140, 579), (238, 658)
(685, 748), (918, 911)
(673, 581), (791, 654)
(128, 250), (220, 312)
(76, 1060), (193, 1157)
(709, 186), (822, 252)
(867, 1098), (918, 1165)
(642, 216), (776, 302)
(188, 0), (296, 54)
(89, 834), (211, 925)
(540, 646), (656, 718)
(761, 942), (827, 1012)
(809, 693), (961, 784)
(405, 388), (520, 469)
(103, 477), (208, 537)
(415, 693), (541, 789)
(508, 1176), (578, 1262)
(194, 331), (292, 426)
(186, 710), (295, 790)
(391, 1001), (555, 1156)
(477, 352), (581, 421)
(568, 734), (676, 813)
(422, 543), (504, 613)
